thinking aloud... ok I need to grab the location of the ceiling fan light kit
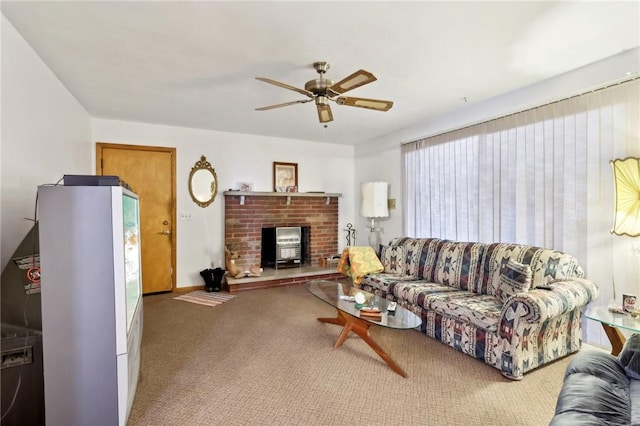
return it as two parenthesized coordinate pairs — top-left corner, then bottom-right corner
(317, 104), (333, 123)
(256, 61), (393, 124)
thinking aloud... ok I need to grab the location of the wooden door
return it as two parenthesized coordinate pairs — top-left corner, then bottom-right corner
(96, 143), (176, 294)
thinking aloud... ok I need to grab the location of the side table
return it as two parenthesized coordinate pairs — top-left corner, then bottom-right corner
(585, 304), (640, 355)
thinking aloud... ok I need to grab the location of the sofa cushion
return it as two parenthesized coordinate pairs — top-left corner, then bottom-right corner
(631, 380), (640, 425)
(361, 273), (419, 296)
(428, 293), (502, 332)
(418, 239), (448, 281)
(619, 333), (640, 379)
(392, 281), (467, 310)
(497, 260), (532, 304)
(479, 243), (585, 296)
(397, 237), (444, 279)
(379, 245), (405, 274)
(432, 241), (485, 291)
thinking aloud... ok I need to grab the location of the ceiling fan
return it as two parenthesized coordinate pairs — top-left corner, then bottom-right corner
(255, 61), (393, 124)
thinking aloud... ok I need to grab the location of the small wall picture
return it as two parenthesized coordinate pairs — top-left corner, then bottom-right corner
(273, 162), (298, 192)
(237, 182), (253, 192)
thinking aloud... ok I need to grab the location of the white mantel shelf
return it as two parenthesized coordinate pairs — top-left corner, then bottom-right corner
(223, 191), (342, 206)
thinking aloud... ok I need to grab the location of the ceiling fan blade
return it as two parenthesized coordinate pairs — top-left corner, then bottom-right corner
(336, 96), (394, 111)
(329, 69), (377, 95)
(317, 104), (333, 123)
(255, 99), (312, 111)
(255, 77), (314, 97)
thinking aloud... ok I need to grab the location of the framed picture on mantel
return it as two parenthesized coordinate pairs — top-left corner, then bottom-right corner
(273, 162), (298, 192)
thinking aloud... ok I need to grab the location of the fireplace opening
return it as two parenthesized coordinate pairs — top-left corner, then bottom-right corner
(261, 226), (310, 269)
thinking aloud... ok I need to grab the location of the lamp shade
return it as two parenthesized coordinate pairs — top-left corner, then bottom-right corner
(360, 182), (389, 218)
(611, 157), (640, 237)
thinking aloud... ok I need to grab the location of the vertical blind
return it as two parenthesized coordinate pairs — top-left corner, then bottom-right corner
(403, 79), (639, 287)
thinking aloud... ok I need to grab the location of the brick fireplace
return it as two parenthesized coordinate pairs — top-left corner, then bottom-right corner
(223, 192), (341, 271)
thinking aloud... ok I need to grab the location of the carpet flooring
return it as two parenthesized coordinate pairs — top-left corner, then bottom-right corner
(174, 290), (236, 307)
(128, 283), (575, 425)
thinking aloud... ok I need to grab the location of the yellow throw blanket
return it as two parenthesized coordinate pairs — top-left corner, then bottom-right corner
(337, 246), (384, 286)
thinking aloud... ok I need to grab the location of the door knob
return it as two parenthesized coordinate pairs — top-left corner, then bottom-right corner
(160, 230), (171, 235)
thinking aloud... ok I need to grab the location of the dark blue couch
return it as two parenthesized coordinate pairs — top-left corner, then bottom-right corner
(551, 337), (640, 425)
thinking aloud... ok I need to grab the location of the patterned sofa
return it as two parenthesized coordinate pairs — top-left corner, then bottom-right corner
(359, 238), (599, 380)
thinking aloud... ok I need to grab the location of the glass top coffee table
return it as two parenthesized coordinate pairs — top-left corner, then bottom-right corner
(305, 279), (421, 377)
(585, 304), (640, 355)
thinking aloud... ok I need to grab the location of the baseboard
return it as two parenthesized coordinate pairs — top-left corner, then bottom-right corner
(174, 285), (205, 293)
(174, 266), (345, 294)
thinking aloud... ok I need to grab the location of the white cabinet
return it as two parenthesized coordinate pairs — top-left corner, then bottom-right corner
(38, 185), (143, 426)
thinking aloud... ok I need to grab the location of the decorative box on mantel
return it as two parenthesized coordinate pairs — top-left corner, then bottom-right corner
(223, 191), (342, 275)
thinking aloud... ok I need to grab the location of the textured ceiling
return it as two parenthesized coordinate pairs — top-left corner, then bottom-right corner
(2, 1), (639, 145)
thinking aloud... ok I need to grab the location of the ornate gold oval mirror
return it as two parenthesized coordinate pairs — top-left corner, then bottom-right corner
(189, 155), (218, 208)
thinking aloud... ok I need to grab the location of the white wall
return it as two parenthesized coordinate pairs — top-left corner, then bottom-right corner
(1, 15), (92, 270)
(92, 119), (355, 289)
(1, 11), (355, 291)
(355, 145), (403, 247)
(355, 48), (640, 347)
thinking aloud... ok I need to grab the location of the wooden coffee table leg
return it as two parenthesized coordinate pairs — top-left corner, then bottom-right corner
(317, 311), (352, 347)
(317, 310), (408, 377)
(601, 323), (626, 356)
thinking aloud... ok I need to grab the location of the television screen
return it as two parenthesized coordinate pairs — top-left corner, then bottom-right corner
(122, 193), (142, 334)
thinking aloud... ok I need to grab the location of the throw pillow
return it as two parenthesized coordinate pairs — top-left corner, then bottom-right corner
(618, 333), (640, 380)
(497, 259), (532, 304)
(379, 245), (405, 274)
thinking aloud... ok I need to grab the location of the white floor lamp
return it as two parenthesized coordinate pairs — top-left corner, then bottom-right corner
(360, 181), (389, 248)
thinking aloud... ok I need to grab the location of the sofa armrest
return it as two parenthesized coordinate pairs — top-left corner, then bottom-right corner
(496, 278), (599, 380)
(500, 278), (599, 327)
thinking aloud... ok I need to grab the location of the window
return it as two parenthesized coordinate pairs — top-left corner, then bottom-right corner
(403, 79), (639, 270)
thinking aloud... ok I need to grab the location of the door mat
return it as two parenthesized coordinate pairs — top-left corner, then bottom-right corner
(174, 291), (236, 307)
